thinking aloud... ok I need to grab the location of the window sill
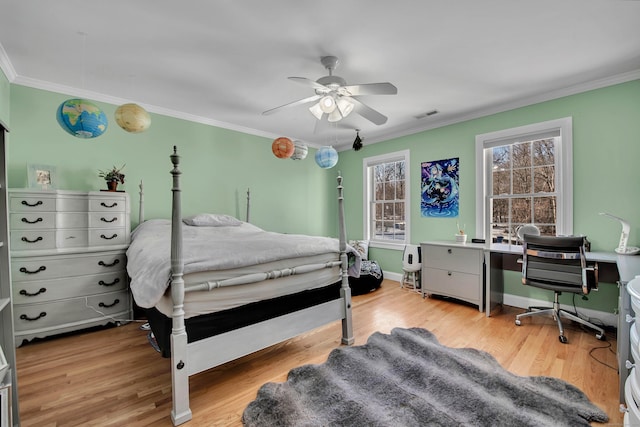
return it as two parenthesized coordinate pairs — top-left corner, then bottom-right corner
(369, 241), (405, 251)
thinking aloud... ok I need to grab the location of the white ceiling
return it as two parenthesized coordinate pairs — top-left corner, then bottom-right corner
(0, 1), (639, 150)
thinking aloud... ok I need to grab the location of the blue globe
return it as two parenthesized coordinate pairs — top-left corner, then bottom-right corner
(56, 99), (108, 138)
(315, 146), (338, 169)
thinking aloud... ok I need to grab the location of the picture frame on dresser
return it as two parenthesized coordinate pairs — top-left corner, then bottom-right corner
(27, 164), (57, 190)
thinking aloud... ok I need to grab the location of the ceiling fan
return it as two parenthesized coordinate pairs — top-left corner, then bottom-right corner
(262, 56), (397, 126)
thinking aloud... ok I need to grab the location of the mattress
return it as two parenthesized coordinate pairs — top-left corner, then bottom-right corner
(156, 252), (341, 318)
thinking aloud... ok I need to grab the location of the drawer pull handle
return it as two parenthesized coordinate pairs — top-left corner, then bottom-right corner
(448, 271), (452, 276)
(19, 287), (47, 297)
(100, 217), (118, 223)
(447, 249), (452, 254)
(19, 266), (46, 274)
(20, 312), (46, 321)
(21, 236), (43, 244)
(98, 259), (120, 268)
(21, 200), (43, 207)
(99, 278), (120, 287)
(21, 217), (43, 224)
(100, 202), (118, 208)
(100, 233), (118, 240)
(99, 299), (120, 308)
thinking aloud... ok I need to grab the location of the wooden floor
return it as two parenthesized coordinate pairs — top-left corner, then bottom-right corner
(16, 280), (623, 426)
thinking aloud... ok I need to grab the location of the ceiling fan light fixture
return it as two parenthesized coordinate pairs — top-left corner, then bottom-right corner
(308, 102), (324, 120)
(327, 109), (343, 122)
(319, 95), (337, 114)
(336, 97), (354, 118)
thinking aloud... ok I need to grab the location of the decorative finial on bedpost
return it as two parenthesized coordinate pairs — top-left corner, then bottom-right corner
(170, 146), (181, 177)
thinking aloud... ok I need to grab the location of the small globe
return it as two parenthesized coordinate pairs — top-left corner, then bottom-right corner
(315, 146), (339, 169)
(290, 141), (308, 160)
(115, 103), (151, 133)
(56, 98), (108, 138)
(272, 137), (295, 159)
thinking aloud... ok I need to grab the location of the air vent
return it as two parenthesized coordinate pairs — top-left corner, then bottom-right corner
(415, 110), (439, 119)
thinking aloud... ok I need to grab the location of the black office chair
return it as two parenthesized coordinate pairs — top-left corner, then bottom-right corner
(515, 234), (604, 343)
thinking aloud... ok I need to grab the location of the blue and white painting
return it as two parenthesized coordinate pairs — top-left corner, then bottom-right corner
(421, 157), (459, 217)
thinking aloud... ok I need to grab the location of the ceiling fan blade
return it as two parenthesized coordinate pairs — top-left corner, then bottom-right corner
(350, 98), (388, 125)
(342, 82), (397, 96)
(262, 94), (321, 115)
(288, 77), (330, 92)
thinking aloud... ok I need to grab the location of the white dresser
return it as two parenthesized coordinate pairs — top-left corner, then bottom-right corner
(420, 241), (485, 312)
(8, 189), (131, 346)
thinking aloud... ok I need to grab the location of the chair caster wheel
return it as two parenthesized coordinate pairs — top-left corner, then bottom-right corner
(515, 319), (521, 326)
(559, 335), (568, 344)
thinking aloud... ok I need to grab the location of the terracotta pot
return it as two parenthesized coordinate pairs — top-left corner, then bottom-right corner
(107, 181), (118, 192)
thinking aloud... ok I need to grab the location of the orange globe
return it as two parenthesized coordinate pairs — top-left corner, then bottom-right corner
(272, 137), (295, 159)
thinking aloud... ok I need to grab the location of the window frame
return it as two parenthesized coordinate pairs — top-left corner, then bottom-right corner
(475, 117), (573, 240)
(362, 150), (410, 250)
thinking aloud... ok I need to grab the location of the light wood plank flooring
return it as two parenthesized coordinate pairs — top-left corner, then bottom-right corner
(16, 280), (622, 426)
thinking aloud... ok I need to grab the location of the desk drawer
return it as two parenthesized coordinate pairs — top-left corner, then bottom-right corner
(423, 245), (482, 275)
(423, 267), (481, 305)
(13, 290), (130, 332)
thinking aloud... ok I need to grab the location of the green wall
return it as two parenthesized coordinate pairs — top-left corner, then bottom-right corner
(5, 79), (640, 315)
(336, 79), (640, 313)
(6, 85), (338, 236)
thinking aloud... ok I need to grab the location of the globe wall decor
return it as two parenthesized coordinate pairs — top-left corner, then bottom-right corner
(315, 146), (339, 169)
(115, 103), (151, 133)
(290, 140), (308, 160)
(272, 137), (295, 159)
(56, 98), (108, 139)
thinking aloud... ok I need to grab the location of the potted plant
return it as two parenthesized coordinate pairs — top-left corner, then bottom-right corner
(98, 164), (125, 191)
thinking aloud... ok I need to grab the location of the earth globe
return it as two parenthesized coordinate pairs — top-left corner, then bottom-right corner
(56, 99), (108, 138)
(315, 146), (338, 169)
(115, 103), (151, 133)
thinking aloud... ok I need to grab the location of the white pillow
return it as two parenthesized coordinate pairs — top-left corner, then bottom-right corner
(182, 213), (242, 227)
(349, 240), (369, 260)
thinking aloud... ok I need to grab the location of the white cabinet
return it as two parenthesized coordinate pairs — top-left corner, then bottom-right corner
(420, 241), (485, 311)
(9, 189), (131, 346)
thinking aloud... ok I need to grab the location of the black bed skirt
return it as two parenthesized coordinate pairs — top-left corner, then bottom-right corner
(145, 281), (343, 358)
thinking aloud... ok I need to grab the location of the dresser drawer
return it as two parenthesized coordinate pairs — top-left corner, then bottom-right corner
(13, 290), (130, 332)
(10, 230), (56, 250)
(89, 212), (126, 228)
(423, 266), (482, 305)
(11, 252), (126, 282)
(9, 212), (55, 229)
(423, 245), (482, 275)
(89, 227), (128, 246)
(9, 195), (56, 212)
(12, 270), (128, 304)
(89, 197), (127, 212)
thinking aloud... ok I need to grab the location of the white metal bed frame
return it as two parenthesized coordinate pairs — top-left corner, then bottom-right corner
(139, 147), (354, 425)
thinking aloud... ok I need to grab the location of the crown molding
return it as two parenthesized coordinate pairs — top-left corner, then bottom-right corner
(0, 42), (16, 81)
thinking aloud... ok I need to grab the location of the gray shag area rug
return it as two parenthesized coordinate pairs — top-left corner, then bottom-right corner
(242, 327), (608, 426)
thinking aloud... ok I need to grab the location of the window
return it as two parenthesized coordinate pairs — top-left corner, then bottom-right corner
(475, 118), (573, 242)
(363, 150), (410, 248)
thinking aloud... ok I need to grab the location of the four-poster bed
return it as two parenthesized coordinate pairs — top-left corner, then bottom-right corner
(126, 147), (355, 425)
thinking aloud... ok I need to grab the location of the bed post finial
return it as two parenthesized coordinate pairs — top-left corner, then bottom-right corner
(138, 180), (145, 225)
